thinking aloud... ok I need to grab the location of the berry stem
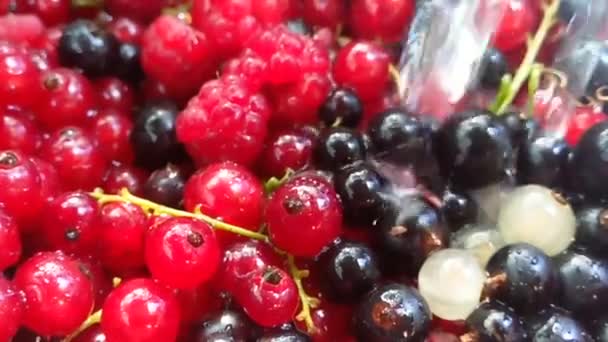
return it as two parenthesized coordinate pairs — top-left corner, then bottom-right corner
(62, 309), (101, 342)
(91, 188), (269, 242)
(287, 255), (321, 333)
(71, 0), (103, 7)
(491, 0), (561, 115)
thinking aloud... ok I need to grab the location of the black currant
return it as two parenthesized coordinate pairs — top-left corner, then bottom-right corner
(555, 249), (608, 318)
(484, 243), (557, 314)
(314, 127), (366, 171)
(367, 108), (432, 166)
(130, 101), (186, 170)
(465, 301), (527, 342)
(591, 316), (608, 342)
(318, 241), (381, 303)
(256, 329), (311, 342)
(441, 190), (478, 231)
(574, 206), (608, 254)
(571, 121), (608, 199)
(526, 307), (593, 342)
(498, 112), (530, 147)
(480, 47), (509, 89)
(191, 310), (260, 342)
(517, 135), (570, 187)
(114, 43), (144, 84)
(319, 88), (363, 128)
(354, 284), (431, 342)
(143, 164), (186, 208)
(58, 19), (119, 77)
(434, 110), (513, 190)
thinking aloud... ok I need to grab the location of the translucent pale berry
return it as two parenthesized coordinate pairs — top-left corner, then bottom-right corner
(14, 251), (94, 336)
(266, 175), (343, 257)
(101, 278), (181, 342)
(145, 217), (221, 289)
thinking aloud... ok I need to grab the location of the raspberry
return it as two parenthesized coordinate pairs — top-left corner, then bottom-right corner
(270, 72), (332, 125)
(245, 25), (330, 85)
(141, 15), (216, 100)
(349, 0), (415, 42)
(177, 76), (271, 167)
(223, 52), (269, 91)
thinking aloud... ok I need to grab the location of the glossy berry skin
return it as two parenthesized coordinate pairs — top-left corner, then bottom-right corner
(99, 202), (147, 273)
(190, 309), (258, 342)
(130, 101), (184, 170)
(12, 0), (70, 26)
(441, 190), (478, 231)
(484, 243), (557, 314)
(465, 301), (526, 342)
(146, 217), (221, 289)
(0, 108), (42, 154)
(143, 164), (185, 208)
(318, 241), (380, 302)
(102, 162), (146, 196)
(95, 77), (135, 113)
(333, 41), (390, 100)
(0, 276), (23, 342)
(575, 206), (608, 253)
(571, 121), (608, 199)
(354, 283), (431, 342)
(93, 110), (134, 163)
(435, 110), (513, 190)
(349, 0), (415, 42)
(319, 88), (363, 128)
(517, 135), (570, 188)
(266, 175), (343, 257)
(334, 163), (388, 227)
(376, 195), (449, 276)
(184, 162), (263, 235)
(236, 266), (299, 328)
(258, 329), (311, 342)
(0, 46), (41, 109)
(498, 112), (535, 148)
(260, 128), (315, 178)
(0, 150), (43, 227)
(527, 308), (592, 342)
(40, 127), (107, 191)
(0, 209), (21, 271)
(271, 72), (332, 126)
(108, 17), (145, 44)
(177, 76), (271, 167)
(41, 191), (99, 256)
(492, 0), (538, 52)
(101, 278), (180, 342)
(58, 19), (119, 77)
(302, 0), (344, 29)
(314, 127), (367, 172)
(480, 47), (509, 89)
(592, 316), (608, 342)
(14, 251), (94, 336)
(114, 43), (144, 84)
(35, 68), (97, 130)
(141, 15), (214, 98)
(368, 109), (432, 166)
(105, 0), (166, 23)
(73, 324), (106, 342)
(29, 156), (61, 203)
(566, 107), (606, 146)
(554, 249), (608, 317)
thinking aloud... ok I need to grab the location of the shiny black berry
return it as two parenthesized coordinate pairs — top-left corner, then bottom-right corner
(318, 241), (381, 303)
(257, 328), (311, 342)
(354, 283), (431, 342)
(435, 110), (513, 190)
(484, 243), (557, 314)
(367, 109), (432, 166)
(556, 39), (608, 95)
(375, 195), (449, 276)
(498, 112), (529, 147)
(314, 127), (366, 171)
(143, 164), (186, 208)
(114, 43), (144, 84)
(58, 19), (119, 77)
(319, 88), (363, 128)
(191, 310), (259, 342)
(465, 301), (527, 342)
(441, 190), (478, 231)
(334, 163), (388, 227)
(574, 206), (608, 254)
(527, 307), (593, 342)
(130, 101), (186, 170)
(571, 121), (608, 199)
(517, 135), (570, 187)
(555, 249), (608, 318)
(480, 47), (509, 89)
(591, 316), (608, 342)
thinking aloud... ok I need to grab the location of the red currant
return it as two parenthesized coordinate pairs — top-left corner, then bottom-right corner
(492, 0), (539, 52)
(236, 266), (298, 327)
(0, 45), (41, 109)
(0, 209), (20, 271)
(13, 0), (70, 26)
(94, 77), (135, 114)
(302, 0), (345, 30)
(40, 126), (107, 191)
(266, 175), (343, 257)
(77, 255), (113, 311)
(29, 156), (62, 202)
(0, 150), (43, 228)
(93, 109), (134, 163)
(105, 0), (167, 23)
(0, 276), (23, 342)
(14, 251), (94, 336)
(251, 0), (295, 25)
(0, 13), (45, 46)
(145, 217), (221, 289)
(108, 17), (145, 44)
(259, 127), (315, 178)
(99, 201), (147, 273)
(566, 106), (606, 146)
(184, 162), (264, 244)
(102, 162), (147, 196)
(270, 72), (332, 126)
(333, 41), (390, 101)
(0, 107), (41, 154)
(101, 278), (181, 342)
(349, 0), (415, 42)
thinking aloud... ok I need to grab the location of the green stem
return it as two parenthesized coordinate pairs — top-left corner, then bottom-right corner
(494, 0), (561, 115)
(288, 256), (320, 333)
(71, 0), (103, 8)
(62, 310), (102, 342)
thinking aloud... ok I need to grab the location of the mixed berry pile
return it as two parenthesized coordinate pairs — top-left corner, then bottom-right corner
(0, 0), (607, 341)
